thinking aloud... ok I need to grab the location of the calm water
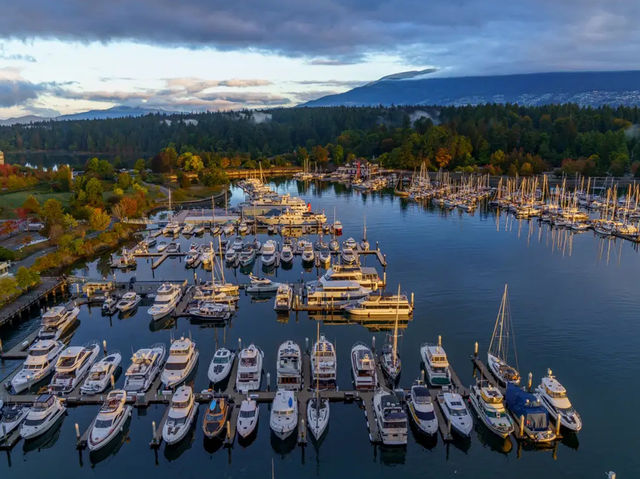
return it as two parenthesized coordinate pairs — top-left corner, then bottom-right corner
(1, 180), (637, 478)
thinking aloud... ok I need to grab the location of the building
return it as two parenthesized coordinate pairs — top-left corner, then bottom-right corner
(0, 150), (4, 165)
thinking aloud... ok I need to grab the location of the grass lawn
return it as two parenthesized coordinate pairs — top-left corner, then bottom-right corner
(172, 185), (224, 202)
(0, 188), (73, 218)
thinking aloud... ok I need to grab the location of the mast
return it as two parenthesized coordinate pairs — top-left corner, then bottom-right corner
(393, 284), (400, 369)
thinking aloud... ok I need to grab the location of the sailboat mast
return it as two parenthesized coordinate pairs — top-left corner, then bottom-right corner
(393, 284), (400, 367)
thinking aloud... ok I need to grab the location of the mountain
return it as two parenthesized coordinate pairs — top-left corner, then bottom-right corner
(0, 115), (51, 126)
(0, 105), (179, 126)
(303, 70), (640, 107)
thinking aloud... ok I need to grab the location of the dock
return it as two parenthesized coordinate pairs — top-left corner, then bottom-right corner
(0, 329), (40, 360)
(0, 277), (68, 328)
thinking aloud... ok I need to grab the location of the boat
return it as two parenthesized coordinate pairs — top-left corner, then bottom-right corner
(20, 394), (66, 440)
(238, 222), (249, 235)
(437, 389), (473, 437)
(535, 369), (582, 432)
(280, 244), (294, 265)
(333, 220), (342, 235)
(488, 285), (521, 386)
(225, 247), (238, 264)
(276, 340), (302, 391)
(360, 219), (370, 251)
(156, 240), (168, 252)
(188, 300), (233, 321)
(246, 274), (281, 294)
(123, 343), (166, 393)
(10, 339), (65, 394)
(406, 381), (438, 435)
(49, 342), (100, 394)
(350, 342), (377, 390)
(202, 397), (230, 439)
(231, 235), (244, 251)
(162, 385), (197, 445)
(141, 236), (156, 248)
(344, 292), (413, 318)
(469, 380), (514, 438)
(321, 264), (384, 291)
(261, 240), (278, 267)
(340, 247), (357, 264)
(162, 221), (181, 236)
(165, 241), (180, 253)
(239, 245), (256, 267)
(236, 344), (263, 393)
(373, 388), (408, 445)
(148, 283), (183, 320)
(273, 284), (293, 312)
(182, 223), (195, 236)
(306, 393), (329, 441)
(115, 292), (142, 313)
(223, 223), (235, 236)
(269, 390), (297, 440)
(311, 332), (337, 389)
(87, 390), (132, 451)
(236, 398), (259, 438)
(110, 249), (136, 270)
(186, 250), (201, 268)
(80, 352), (122, 395)
(207, 348), (235, 384)
(0, 404), (29, 441)
(193, 225), (205, 235)
(420, 343), (451, 386)
(318, 249), (331, 267)
(505, 383), (556, 443)
(102, 294), (118, 315)
(161, 337), (199, 388)
(305, 278), (370, 306)
(38, 303), (80, 341)
(329, 238), (340, 251)
(380, 289), (402, 382)
(301, 242), (315, 264)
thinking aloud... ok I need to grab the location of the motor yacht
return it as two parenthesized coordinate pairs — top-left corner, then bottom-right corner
(280, 244), (294, 265)
(373, 388), (408, 446)
(223, 223), (235, 236)
(420, 344), (452, 387)
(38, 303), (80, 341)
(273, 284), (293, 312)
(307, 395), (329, 440)
(407, 382), (438, 435)
(343, 293), (413, 318)
(102, 294), (118, 315)
(49, 342), (100, 394)
(161, 337), (199, 388)
(437, 390), (473, 437)
(340, 247), (357, 265)
(246, 274), (281, 294)
(162, 222), (181, 236)
(186, 250), (201, 268)
(329, 239), (340, 251)
(306, 278), (370, 306)
(311, 335), (337, 389)
(236, 344), (263, 393)
(148, 283), (183, 320)
(182, 223), (195, 236)
(0, 404), (29, 441)
(87, 390), (132, 451)
(333, 220), (342, 235)
(202, 397), (229, 439)
(123, 343), (166, 393)
(350, 342), (377, 390)
(10, 340), (65, 394)
(270, 390), (298, 440)
(156, 240), (168, 252)
(318, 249), (331, 267)
(188, 300), (233, 321)
(535, 370), (582, 432)
(261, 240), (278, 267)
(225, 247), (238, 263)
(276, 341), (302, 391)
(469, 380), (514, 438)
(321, 265), (384, 291)
(194, 225), (205, 235)
(165, 241), (180, 253)
(80, 351), (122, 395)
(20, 394), (66, 440)
(236, 398), (259, 438)
(343, 237), (357, 250)
(231, 236), (244, 251)
(505, 383), (556, 443)
(115, 292), (141, 313)
(301, 242), (315, 264)
(207, 348), (235, 384)
(239, 245), (256, 267)
(162, 385), (197, 445)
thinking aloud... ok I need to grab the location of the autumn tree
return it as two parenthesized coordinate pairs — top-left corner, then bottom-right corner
(435, 148), (452, 169)
(22, 195), (41, 215)
(88, 207), (111, 231)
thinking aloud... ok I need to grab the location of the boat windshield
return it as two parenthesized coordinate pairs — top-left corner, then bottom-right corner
(383, 420), (406, 429)
(25, 364), (45, 370)
(165, 361), (189, 370)
(239, 409), (255, 418)
(30, 348), (52, 357)
(414, 409), (435, 421)
(24, 416), (48, 426)
(95, 418), (114, 428)
(446, 404), (467, 417)
(213, 357), (229, 364)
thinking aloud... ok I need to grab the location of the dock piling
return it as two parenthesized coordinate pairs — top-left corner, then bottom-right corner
(474, 341), (478, 357)
(527, 372), (532, 391)
(0, 339), (3, 355)
(152, 420), (156, 439)
(555, 415), (561, 437)
(238, 337), (242, 351)
(75, 422), (80, 440)
(371, 336), (375, 351)
(305, 337), (309, 352)
(102, 340), (107, 355)
(519, 415), (525, 438)
(438, 335), (442, 347)
(266, 372), (271, 391)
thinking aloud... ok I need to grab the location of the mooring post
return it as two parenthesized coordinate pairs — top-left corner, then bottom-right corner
(238, 337), (242, 351)
(371, 336), (376, 351)
(305, 337), (309, 352)
(519, 415), (525, 438)
(103, 340), (107, 355)
(438, 335), (442, 348)
(0, 338), (3, 355)
(152, 420), (157, 440)
(555, 414), (561, 437)
(226, 420), (231, 441)
(75, 423), (80, 440)
(266, 372), (271, 391)
(474, 341), (478, 357)
(527, 372), (532, 391)
(110, 374), (115, 389)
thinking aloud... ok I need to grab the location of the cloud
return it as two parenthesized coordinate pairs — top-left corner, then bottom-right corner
(289, 90), (340, 103)
(0, 78), (43, 106)
(0, 44), (36, 62)
(308, 58), (359, 66)
(294, 79), (365, 88)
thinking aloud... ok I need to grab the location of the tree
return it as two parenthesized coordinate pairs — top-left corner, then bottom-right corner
(22, 195), (41, 215)
(134, 158), (146, 172)
(41, 198), (65, 232)
(88, 207), (111, 231)
(0, 276), (19, 304)
(117, 172), (132, 190)
(312, 145), (329, 166)
(15, 266), (40, 290)
(435, 147), (452, 169)
(85, 177), (104, 206)
(184, 154), (204, 172)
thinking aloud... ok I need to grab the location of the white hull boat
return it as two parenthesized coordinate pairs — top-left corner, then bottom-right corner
(270, 390), (297, 440)
(10, 340), (65, 394)
(20, 394), (66, 440)
(87, 390), (132, 451)
(207, 348), (235, 384)
(80, 352), (122, 395)
(162, 385), (197, 445)
(161, 337), (199, 388)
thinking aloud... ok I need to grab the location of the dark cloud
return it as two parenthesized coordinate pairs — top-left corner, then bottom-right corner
(0, 78), (44, 107)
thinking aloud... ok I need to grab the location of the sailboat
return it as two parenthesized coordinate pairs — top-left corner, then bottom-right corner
(307, 322), (330, 440)
(380, 285), (402, 382)
(487, 284), (521, 386)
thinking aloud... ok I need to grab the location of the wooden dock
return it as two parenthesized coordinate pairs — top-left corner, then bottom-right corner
(0, 277), (67, 328)
(471, 356), (502, 391)
(0, 329), (40, 360)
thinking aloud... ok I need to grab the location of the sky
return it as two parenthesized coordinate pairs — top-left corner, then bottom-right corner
(0, 0), (638, 119)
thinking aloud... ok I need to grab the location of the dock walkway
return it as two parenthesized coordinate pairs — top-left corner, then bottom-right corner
(0, 277), (67, 328)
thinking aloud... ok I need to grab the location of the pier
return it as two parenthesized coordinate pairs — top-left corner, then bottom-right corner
(0, 277), (68, 328)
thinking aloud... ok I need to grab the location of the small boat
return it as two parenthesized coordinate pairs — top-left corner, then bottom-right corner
(340, 247), (357, 264)
(344, 293), (413, 318)
(141, 236), (156, 248)
(207, 348), (235, 384)
(38, 303), (80, 341)
(329, 239), (340, 252)
(231, 236), (244, 251)
(225, 247), (238, 263)
(420, 343), (451, 387)
(87, 390), (132, 451)
(188, 300), (233, 321)
(115, 292), (141, 313)
(437, 390), (473, 437)
(261, 240), (278, 267)
(373, 388), (408, 445)
(123, 343), (166, 393)
(273, 284), (293, 312)
(343, 237), (357, 249)
(148, 283), (183, 321)
(162, 222), (181, 236)
(193, 225), (205, 235)
(156, 241), (168, 252)
(407, 382), (438, 435)
(318, 249), (331, 267)
(280, 244), (294, 265)
(333, 220), (342, 235)
(80, 352), (122, 395)
(236, 344), (263, 393)
(307, 395), (329, 440)
(535, 369), (582, 432)
(276, 340), (302, 391)
(505, 383), (556, 443)
(246, 274), (281, 294)
(185, 251), (201, 268)
(236, 398), (259, 438)
(165, 241), (181, 253)
(469, 380), (514, 438)
(223, 223), (235, 236)
(0, 404), (29, 441)
(238, 222), (249, 235)
(269, 390), (297, 440)
(49, 342), (100, 394)
(301, 242), (315, 264)
(161, 337), (199, 388)
(311, 333), (337, 389)
(182, 223), (195, 236)
(102, 294), (118, 315)
(202, 397), (229, 439)
(162, 385), (197, 445)
(20, 394), (66, 440)
(239, 245), (256, 267)
(350, 342), (377, 390)
(488, 284), (521, 386)
(10, 340), (65, 394)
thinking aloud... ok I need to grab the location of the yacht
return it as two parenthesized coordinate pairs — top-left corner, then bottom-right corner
(87, 390), (132, 451)
(10, 340), (65, 394)
(261, 240), (278, 267)
(123, 343), (166, 393)
(238, 222), (249, 235)
(163, 222), (181, 236)
(488, 285), (521, 386)
(223, 223), (235, 236)
(0, 404), (29, 441)
(20, 394), (66, 440)
(102, 294), (118, 315)
(437, 390), (473, 437)
(202, 397), (229, 439)
(505, 383), (556, 443)
(340, 247), (357, 265)
(156, 240), (168, 252)
(165, 241), (181, 253)
(343, 237), (357, 250)
(38, 303), (80, 341)
(307, 395), (329, 440)
(115, 292), (141, 313)
(350, 342), (377, 390)
(373, 388), (408, 446)
(273, 284), (293, 312)
(306, 278), (370, 306)
(141, 236), (156, 249)
(318, 249), (331, 267)
(321, 265), (384, 291)
(333, 220), (343, 235)
(231, 235), (244, 251)
(280, 244), (294, 265)
(236, 398), (260, 438)
(239, 245), (256, 267)
(301, 242), (315, 264)
(80, 352), (122, 395)
(380, 305), (402, 383)
(344, 293), (413, 318)
(161, 337), (199, 388)
(535, 370), (582, 432)
(162, 385), (197, 445)
(270, 390), (298, 440)
(311, 335), (337, 389)
(420, 343), (452, 387)
(182, 223), (195, 236)
(189, 300), (233, 321)
(329, 239), (340, 251)
(407, 382), (438, 435)
(148, 283), (183, 320)
(225, 246), (238, 263)
(49, 342), (100, 394)
(236, 344), (263, 393)
(194, 225), (205, 235)
(186, 250), (201, 268)
(469, 380), (514, 438)
(246, 274), (281, 294)
(207, 348), (235, 384)
(276, 341), (302, 391)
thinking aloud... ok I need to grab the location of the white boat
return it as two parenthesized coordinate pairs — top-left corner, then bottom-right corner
(340, 247), (357, 264)
(469, 380), (514, 438)
(186, 251), (201, 268)
(80, 352), (122, 395)
(188, 300), (233, 321)
(156, 241), (168, 252)
(236, 344), (263, 393)
(329, 239), (340, 251)
(246, 274), (281, 294)
(87, 390), (132, 451)
(437, 390), (473, 437)
(236, 398), (259, 439)
(223, 223), (235, 236)
(225, 247), (238, 263)
(238, 222), (249, 234)
(38, 303), (80, 341)
(273, 284), (293, 312)
(102, 294), (118, 315)
(420, 343), (451, 387)
(162, 385), (197, 445)
(161, 337), (199, 388)
(350, 342), (377, 390)
(261, 240), (278, 267)
(280, 244), (294, 265)
(123, 343), (166, 393)
(193, 225), (205, 235)
(0, 404), (29, 441)
(165, 241), (180, 253)
(182, 223), (195, 236)
(115, 292), (141, 313)
(373, 388), (408, 445)
(20, 394), (66, 440)
(344, 293), (413, 318)
(269, 390), (297, 440)
(163, 222), (181, 236)
(239, 245), (256, 267)
(380, 293), (402, 382)
(49, 342), (100, 394)
(148, 283), (183, 320)
(343, 237), (357, 249)
(276, 340), (302, 391)
(10, 340), (65, 394)
(407, 382), (438, 435)
(535, 370), (582, 432)
(311, 334), (337, 389)
(488, 284), (521, 386)
(231, 236), (244, 251)
(321, 265), (384, 291)
(207, 348), (235, 384)
(318, 249), (331, 267)
(306, 395), (329, 440)
(306, 278), (370, 306)
(301, 243), (315, 264)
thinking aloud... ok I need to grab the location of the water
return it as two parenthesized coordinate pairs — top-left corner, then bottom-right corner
(1, 179), (636, 478)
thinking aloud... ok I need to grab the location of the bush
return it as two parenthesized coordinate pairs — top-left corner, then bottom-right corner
(0, 246), (16, 261)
